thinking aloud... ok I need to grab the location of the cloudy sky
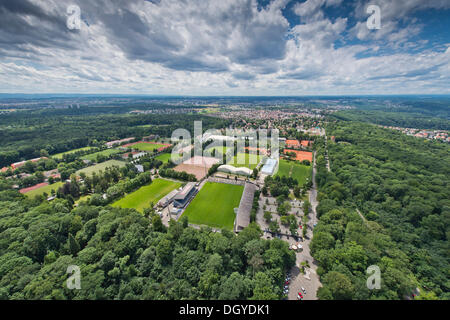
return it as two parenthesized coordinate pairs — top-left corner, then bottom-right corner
(0, 0), (449, 95)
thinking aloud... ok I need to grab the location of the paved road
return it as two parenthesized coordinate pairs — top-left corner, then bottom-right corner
(324, 134), (331, 172)
(287, 151), (322, 300)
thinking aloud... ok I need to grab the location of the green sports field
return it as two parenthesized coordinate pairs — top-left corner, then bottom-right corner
(227, 153), (261, 170)
(76, 160), (126, 176)
(81, 149), (121, 161)
(130, 142), (167, 152)
(52, 147), (94, 159)
(181, 182), (244, 230)
(155, 153), (178, 163)
(276, 159), (311, 185)
(205, 146), (231, 155)
(276, 159), (291, 177)
(112, 178), (181, 212)
(25, 181), (64, 198)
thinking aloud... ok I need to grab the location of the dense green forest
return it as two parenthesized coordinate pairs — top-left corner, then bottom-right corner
(0, 191), (295, 299)
(332, 110), (450, 130)
(0, 108), (230, 167)
(312, 122), (449, 299)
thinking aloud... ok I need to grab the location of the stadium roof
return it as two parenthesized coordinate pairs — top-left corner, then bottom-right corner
(174, 182), (196, 201)
(235, 182), (257, 232)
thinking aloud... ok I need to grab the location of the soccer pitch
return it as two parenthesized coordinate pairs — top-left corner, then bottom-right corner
(181, 182), (244, 230)
(76, 160), (126, 176)
(204, 146), (231, 155)
(155, 152), (181, 163)
(24, 181), (64, 198)
(227, 153), (261, 170)
(130, 142), (167, 152)
(52, 147), (94, 159)
(276, 159), (311, 185)
(111, 178), (181, 213)
(81, 149), (121, 161)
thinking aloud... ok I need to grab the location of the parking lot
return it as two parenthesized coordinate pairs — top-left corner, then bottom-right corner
(256, 153), (322, 300)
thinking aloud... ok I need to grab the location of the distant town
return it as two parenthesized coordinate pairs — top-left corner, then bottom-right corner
(381, 126), (449, 143)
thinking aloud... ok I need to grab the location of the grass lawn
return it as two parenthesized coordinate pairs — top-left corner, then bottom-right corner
(75, 194), (91, 204)
(155, 153), (179, 163)
(227, 153), (261, 170)
(291, 163), (312, 185)
(52, 147), (94, 159)
(276, 159), (291, 177)
(276, 159), (312, 185)
(76, 160), (126, 176)
(181, 182), (244, 230)
(112, 178), (181, 212)
(205, 146), (231, 155)
(25, 181), (64, 198)
(130, 142), (167, 152)
(81, 149), (121, 161)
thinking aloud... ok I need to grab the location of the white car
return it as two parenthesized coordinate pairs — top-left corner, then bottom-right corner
(301, 287), (306, 294)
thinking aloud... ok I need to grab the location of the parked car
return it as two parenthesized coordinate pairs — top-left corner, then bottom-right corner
(301, 287), (306, 294)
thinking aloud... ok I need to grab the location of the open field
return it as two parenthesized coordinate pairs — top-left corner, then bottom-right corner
(52, 147), (94, 159)
(112, 178), (181, 212)
(204, 146), (231, 155)
(227, 152), (262, 170)
(173, 164), (207, 180)
(129, 142), (166, 152)
(276, 159), (312, 185)
(291, 163), (312, 185)
(244, 147), (268, 155)
(276, 159), (291, 177)
(123, 141), (171, 152)
(181, 182), (244, 230)
(81, 149), (121, 161)
(23, 181), (64, 198)
(174, 156), (219, 180)
(76, 160), (126, 176)
(155, 153), (178, 163)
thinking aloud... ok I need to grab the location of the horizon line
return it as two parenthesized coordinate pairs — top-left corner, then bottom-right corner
(1, 93), (450, 98)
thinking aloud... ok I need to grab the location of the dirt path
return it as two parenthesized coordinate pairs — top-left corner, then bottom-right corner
(288, 163), (294, 177)
(356, 208), (371, 229)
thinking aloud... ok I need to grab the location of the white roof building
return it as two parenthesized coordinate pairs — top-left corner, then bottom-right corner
(202, 133), (236, 143)
(218, 164), (253, 176)
(261, 158), (278, 175)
